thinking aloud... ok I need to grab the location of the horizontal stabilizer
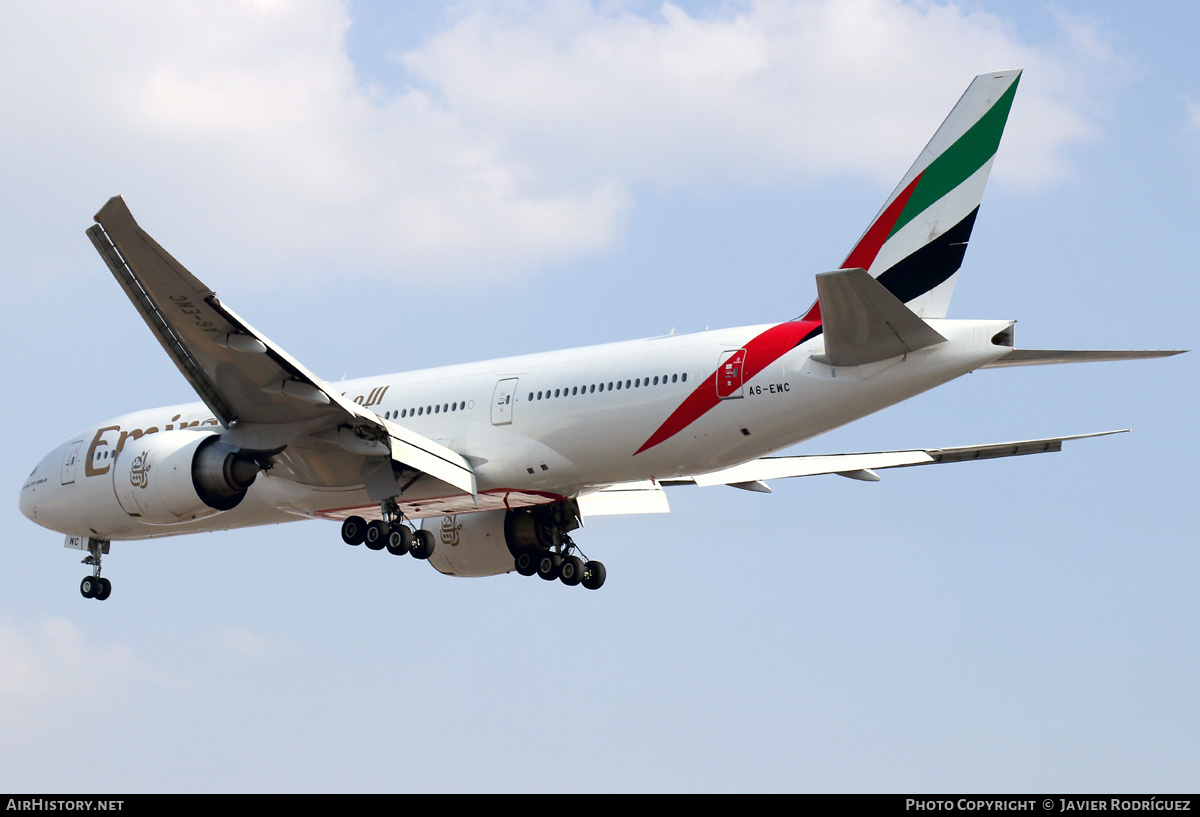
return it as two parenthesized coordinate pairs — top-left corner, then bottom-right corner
(981, 349), (1185, 368)
(813, 268), (947, 366)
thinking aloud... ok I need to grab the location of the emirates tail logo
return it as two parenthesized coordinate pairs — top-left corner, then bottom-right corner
(129, 452), (151, 489)
(440, 515), (463, 547)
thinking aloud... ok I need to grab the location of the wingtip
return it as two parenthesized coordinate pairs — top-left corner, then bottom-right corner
(93, 195), (130, 225)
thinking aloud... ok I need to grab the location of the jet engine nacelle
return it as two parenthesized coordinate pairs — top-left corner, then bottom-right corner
(426, 510), (516, 578)
(427, 503), (580, 578)
(113, 431), (262, 525)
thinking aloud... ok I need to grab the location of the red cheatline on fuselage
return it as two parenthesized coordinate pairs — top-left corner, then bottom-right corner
(636, 75), (1020, 455)
(634, 318), (821, 455)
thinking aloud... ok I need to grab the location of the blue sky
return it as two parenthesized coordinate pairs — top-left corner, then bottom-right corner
(2, 0), (1197, 792)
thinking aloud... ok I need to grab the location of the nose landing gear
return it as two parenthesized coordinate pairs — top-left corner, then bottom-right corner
(79, 539), (112, 601)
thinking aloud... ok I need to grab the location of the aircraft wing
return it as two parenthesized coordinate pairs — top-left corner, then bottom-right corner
(86, 196), (475, 498)
(579, 430), (1128, 515)
(672, 430), (1128, 490)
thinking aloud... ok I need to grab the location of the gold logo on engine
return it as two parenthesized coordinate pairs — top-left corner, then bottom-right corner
(129, 452), (151, 489)
(440, 515), (462, 547)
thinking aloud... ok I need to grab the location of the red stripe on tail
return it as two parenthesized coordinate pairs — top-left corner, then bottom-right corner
(841, 172), (923, 271)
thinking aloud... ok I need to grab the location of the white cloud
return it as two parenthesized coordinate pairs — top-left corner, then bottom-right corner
(402, 0), (1120, 189)
(216, 627), (277, 657)
(1183, 96), (1200, 149)
(0, 617), (166, 736)
(0, 0), (1125, 285)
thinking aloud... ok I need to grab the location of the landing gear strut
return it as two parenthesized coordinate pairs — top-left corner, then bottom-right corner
(339, 497), (434, 562)
(507, 504), (605, 590)
(79, 539), (112, 601)
(522, 539), (605, 590)
(522, 540), (605, 590)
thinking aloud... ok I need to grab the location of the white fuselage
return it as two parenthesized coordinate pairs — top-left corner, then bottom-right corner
(19, 318), (1013, 541)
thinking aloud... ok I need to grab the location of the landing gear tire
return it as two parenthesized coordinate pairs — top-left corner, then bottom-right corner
(385, 524), (412, 556)
(559, 555), (584, 586)
(80, 576), (99, 599)
(95, 577), (112, 601)
(536, 551), (561, 581)
(582, 560), (606, 590)
(410, 529), (435, 560)
(364, 520), (388, 551)
(341, 516), (367, 546)
(514, 551), (537, 576)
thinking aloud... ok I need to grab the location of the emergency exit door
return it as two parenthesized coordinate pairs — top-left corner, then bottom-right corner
(717, 349), (747, 399)
(61, 440), (83, 485)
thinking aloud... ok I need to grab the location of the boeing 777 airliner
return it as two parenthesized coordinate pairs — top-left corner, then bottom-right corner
(18, 70), (1181, 600)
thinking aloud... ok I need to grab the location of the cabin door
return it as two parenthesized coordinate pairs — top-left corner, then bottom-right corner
(491, 378), (519, 425)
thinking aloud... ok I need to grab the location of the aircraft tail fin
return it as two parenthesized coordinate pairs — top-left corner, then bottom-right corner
(804, 70), (1021, 322)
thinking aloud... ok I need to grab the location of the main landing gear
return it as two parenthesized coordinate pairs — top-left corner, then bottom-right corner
(514, 547), (606, 590)
(506, 504), (605, 590)
(79, 539), (112, 601)
(339, 498), (435, 562)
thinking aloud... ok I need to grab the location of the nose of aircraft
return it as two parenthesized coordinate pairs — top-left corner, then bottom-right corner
(18, 448), (59, 529)
(18, 464), (42, 524)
